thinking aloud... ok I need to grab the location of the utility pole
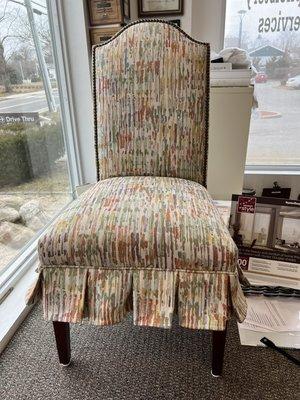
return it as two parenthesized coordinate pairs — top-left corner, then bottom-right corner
(18, 61), (24, 81)
(23, 0), (56, 112)
(238, 10), (247, 49)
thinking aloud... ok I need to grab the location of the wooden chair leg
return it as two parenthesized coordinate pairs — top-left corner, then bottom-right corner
(53, 321), (71, 366)
(211, 325), (227, 377)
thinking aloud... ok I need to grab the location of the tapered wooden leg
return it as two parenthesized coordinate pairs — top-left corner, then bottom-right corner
(53, 321), (71, 366)
(211, 326), (227, 377)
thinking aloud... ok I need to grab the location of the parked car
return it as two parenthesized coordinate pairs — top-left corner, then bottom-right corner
(255, 72), (268, 83)
(286, 75), (300, 89)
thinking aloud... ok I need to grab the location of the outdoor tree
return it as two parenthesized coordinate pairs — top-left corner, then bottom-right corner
(265, 53), (293, 81)
(0, 0), (53, 92)
(252, 57), (262, 72)
(10, 45), (37, 81)
(0, 0), (22, 91)
(277, 30), (300, 54)
(14, 10), (53, 66)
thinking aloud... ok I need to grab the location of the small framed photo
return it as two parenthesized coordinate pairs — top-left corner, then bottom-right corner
(90, 27), (121, 45)
(88, 0), (129, 26)
(138, 0), (183, 17)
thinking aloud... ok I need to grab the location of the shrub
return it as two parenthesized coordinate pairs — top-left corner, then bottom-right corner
(0, 132), (30, 186)
(30, 74), (41, 83)
(8, 67), (23, 85)
(0, 122), (65, 187)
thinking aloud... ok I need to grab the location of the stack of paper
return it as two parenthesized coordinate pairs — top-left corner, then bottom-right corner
(240, 296), (300, 332)
(238, 296), (300, 348)
(210, 68), (252, 87)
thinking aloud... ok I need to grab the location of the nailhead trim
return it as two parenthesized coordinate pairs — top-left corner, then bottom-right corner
(92, 19), (210, 187)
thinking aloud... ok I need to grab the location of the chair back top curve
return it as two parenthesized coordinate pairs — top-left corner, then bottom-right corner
(93, 19), (210, 186)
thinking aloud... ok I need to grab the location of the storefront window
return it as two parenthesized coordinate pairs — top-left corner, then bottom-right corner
(0, 0), (73, 275)
(224, 0), (300, 167)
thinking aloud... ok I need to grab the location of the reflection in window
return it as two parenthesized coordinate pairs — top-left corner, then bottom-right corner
(225, 0), (300, 166)
(0, 0), (72, 274)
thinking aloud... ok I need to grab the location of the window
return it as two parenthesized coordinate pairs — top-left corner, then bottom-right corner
(224, 0), (300, 168)
(0, 0), (74, 279)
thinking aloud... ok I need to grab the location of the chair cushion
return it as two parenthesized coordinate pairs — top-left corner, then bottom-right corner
(39, 176), (237, 272)
(34, 176), (247, 330)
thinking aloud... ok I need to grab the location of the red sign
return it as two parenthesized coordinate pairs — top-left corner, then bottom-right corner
(237, 196), (256, 214)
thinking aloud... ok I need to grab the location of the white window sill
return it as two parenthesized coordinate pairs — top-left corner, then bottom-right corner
(245, 166), (300, 176)
(0, 263), (38, 354)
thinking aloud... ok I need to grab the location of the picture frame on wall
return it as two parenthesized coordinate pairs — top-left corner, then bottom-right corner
(90, 27), (121, 45)
(138, 0), (183, 17)
(88, 0), (130, 26)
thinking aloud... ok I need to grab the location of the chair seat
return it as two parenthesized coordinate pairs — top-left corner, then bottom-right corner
(32, 176), (247, 330)
(39, 176), (237, 272)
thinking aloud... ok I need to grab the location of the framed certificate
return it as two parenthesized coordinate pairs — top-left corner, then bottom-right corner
(90, 27), (121, 45)
(88, 0), (129, 25)
(138, 0), (183, 17)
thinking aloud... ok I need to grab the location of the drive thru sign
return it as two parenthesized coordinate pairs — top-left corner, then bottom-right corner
(0, 112), (40, 125)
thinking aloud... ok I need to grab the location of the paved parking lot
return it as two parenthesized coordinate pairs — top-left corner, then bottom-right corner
(247, 81), (300, 165)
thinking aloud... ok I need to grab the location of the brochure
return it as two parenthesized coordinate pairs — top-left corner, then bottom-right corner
(229, 195), (300, 289)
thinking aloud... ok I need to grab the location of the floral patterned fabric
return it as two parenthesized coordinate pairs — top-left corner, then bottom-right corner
(27, 266), (245, 331)
(94, 21), (210, 186)
(27, 21), (247, 330)
(39, 177), (237, 271)
(29, 176), (247, 330)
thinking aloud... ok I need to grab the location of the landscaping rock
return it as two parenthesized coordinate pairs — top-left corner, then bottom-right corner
(0, 195), (24, 210)
(0, 207), (20, 223)
(0, 222), (35, 249)
(19, 200), (48, 231)
(0, 243), (17, 271)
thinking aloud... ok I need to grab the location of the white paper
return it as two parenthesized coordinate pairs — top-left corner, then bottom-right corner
(239, 320), (270, 332)
(238, 326), (300, 349)
(240, 296), (300, 332)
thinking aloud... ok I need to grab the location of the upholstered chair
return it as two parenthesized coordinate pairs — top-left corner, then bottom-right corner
(27, 20), (247, 377)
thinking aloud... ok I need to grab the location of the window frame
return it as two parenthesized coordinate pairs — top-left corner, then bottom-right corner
(0, 0), (83, 302)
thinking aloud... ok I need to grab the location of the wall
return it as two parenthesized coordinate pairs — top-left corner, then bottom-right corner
(191, 0), (226, 51)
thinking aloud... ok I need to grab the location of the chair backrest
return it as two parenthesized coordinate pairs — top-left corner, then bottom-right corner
(93, 20), (210, 186)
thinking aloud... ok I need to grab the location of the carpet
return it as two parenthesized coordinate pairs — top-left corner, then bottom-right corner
(0, 304), (299, 400)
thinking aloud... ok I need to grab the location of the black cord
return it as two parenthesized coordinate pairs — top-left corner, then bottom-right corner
(260, 337), (300, 367)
